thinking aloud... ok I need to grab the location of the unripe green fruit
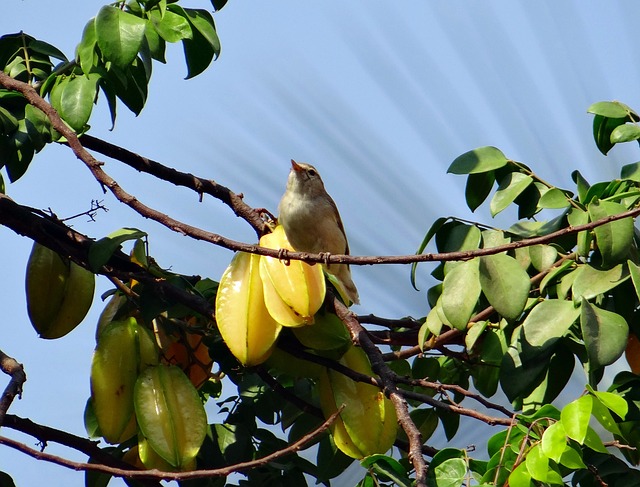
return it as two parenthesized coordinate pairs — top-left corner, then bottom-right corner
(134, 364), (207, 470)
(319, 346), (398, 459)
(25, 242), (95, 339)
(90, 317), (158, 444)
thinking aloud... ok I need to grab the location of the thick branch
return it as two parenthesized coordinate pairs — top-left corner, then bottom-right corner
(78, 135), (268, 236)
(0, 351), (26, 426)
(332, 298), (429, 487)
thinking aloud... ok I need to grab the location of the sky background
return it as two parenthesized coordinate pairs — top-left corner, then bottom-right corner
(2, 1), (640, 485)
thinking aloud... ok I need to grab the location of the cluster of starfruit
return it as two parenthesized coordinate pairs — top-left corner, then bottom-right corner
(215, 225), (326, 366)
(25, 242), (95, 339)
(89, 293), (214, 471)
(215, 225), (398, 459)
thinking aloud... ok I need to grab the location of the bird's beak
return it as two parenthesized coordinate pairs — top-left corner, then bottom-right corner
(291, 159), (303, 172)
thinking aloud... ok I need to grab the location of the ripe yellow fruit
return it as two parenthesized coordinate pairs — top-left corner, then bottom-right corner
(259, 225), (326, 327)
(215, 252), (281, 366)
(26, 242), (95, 339)
(90, 317), (158, 444)
(319, 346), (398, 459)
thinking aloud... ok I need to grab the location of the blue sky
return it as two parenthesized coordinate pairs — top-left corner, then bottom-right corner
(2, 1), (640, 485)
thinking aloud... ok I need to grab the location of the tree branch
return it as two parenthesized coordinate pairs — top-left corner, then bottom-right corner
(0, 407), (341, 481)
(1, 70), (638, 269)
(0, 351), (26, 426)
(78, 134), (268, 236)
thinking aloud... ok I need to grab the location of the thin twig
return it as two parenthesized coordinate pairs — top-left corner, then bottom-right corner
(0, 407), (342, 481)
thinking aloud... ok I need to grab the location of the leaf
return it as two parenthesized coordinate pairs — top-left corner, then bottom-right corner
(580, 299), (628, 370)
(29, 39), (68, 62)
(528, 245), (557, 272)
(149, 8), (193, 43)
(621, 162), (640, 182)
(561, 395), (592, 444)
(588, 200), (634, 267)
(588, 101), (636, 119)
(571, 170), (591, 203)
(520, 300), (579, 355)
(489, 172), (533, 217)
(611, 123), (640, 143)
(59, 74), (99, 131)
(448, 146), (509, 175)
(411, 216), (448, 290)
(538, 187), (571, 209)
(435, 221), (481, 253)
(567, 207), (591, 257)
(479, 253), (530, 320)
(409, 408), (438, 442)
(88, 228), (147, 272)
(571, 263), (628, 302)
(508, 462), (532, 487)
(360, 455), (412, 487)
(432, 458), (467, 487)
(541, 421), (567, 463)
(178, 8), (221, 79)
(95, 6), (147, 70)
(539, 259), (574, 294)
(465, 170), (495, 212)
(441, 259), (481, 330)
(593, 390), (628, 418)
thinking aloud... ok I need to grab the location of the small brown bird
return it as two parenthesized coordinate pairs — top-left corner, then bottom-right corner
(278, 160), (359, 305)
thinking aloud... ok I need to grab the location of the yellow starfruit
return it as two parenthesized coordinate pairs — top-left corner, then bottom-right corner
(259, 225), (325, 327)
(215, 251), (281, 366)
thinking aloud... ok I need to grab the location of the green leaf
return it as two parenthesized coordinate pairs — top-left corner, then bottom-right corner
(149, 8), (193, 43)
(95, 6), (147, 70)
(479, 253), (530, 320)
(59, 74), (99, 131)
(539, 259), (574, 294)
(561, 395), (592, 444)
(411, 216), (448, 290)
(588, 101), (636, 118)
(448, 146), (509, 175)
(611, 124), (640, 143)
(592, 114), (628, 155)
(508, 462), (533, 487)
(621, 162), (640, 182)
(541, 421), (566, 463)
(589, 392), (621, 435)
(88, 228), (147, 272)
(465, 170), (495, 212)
(441, 259), (481, 330)
(489, 172), (533, 217)
(520, 300), (579, 354)
(436, 221), (482, 253)
(571, 263), (629, 302)
(593, 390), (628, 418)
(558, 445), (586, 470)
(580, 299), (628, 369)
(0, 472), (16, 487)
(29, 39), (67, 62)
(588, 200), (634, 267)
(427, 449), (466, 487)
(571, 170), (591, 203)
(525, 444), (555, 483)
(537, 187), (571, 209)
(409, 408), (438, 442)
(178, 8), (220, 79)
(528, 245), (557, 272)
(360, 455), (411, 487)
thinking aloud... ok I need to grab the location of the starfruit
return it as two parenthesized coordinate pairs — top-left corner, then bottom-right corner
(90, 317), (158, 444)
(134, 364), (207, 470)
(319, 345), (398, 459)
(25, 242), (95, 339)
(215, 251), (281, 366)
(259, 225), (326, 327)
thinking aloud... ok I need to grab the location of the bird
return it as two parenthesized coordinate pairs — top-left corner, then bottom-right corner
(278, 159), (360, 305)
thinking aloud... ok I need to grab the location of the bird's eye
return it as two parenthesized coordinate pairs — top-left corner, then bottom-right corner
(307, 169), (317, 177)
